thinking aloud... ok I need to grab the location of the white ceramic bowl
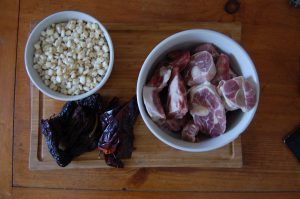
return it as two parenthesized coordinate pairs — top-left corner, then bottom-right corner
(25, 11), (114, 101)
(136, 29), (260, 152)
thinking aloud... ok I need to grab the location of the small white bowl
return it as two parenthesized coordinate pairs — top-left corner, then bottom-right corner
(136, 29), (260, 152)
(25, 11), (114, 101)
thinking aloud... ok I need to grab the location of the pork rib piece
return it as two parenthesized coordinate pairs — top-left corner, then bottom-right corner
(147, 66), (172, 89)
(181, 121), (200, 143)
(189, 83), (226, 137)
(193, 43), (219, 60)
(184, 51), (216, 86)
(166, 67), (188, 119)
(143, 66), (172, 122)
(217, 76), (257, 112)
(143, 86), (166, 122)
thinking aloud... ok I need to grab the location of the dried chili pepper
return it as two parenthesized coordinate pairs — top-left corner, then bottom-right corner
(41, 94), (139, 168)
(41, 94), (103, 167)
(98, 96), (139, 168)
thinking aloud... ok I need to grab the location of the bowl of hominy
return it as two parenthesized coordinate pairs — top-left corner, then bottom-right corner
(25, 11), (114, 101)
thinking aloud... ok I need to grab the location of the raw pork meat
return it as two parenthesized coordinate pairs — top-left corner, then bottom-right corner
(161, 116), (188, 132)
(184, 51), (216, 86)
(143, 65), (172, 122)
(181, 122), (200, 143)
(217, 76), (257, 112)
(147, 66), (172, 89)
(166, 67), (188, 119)
(143, 86), (166, 122)
(189, 83), (226, 137)
(211, 53), (231, 85)
(193, 43), (219, 60)
(142, 43), (258, 142)
(168, 50), (190, 72)
(167, 50), (183, 60)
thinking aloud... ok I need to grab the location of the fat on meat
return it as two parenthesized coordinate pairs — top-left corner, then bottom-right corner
(189, 82), (226, 137)
(217, 76), (257, 112)
(184, 51), (216, 86)
(147, 66), (172, 90)
(166, 67), (188, 119)
(143, 86), (166, 122)
(143, 66), (172, 122)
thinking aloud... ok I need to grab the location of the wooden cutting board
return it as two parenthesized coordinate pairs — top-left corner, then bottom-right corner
(29, 22), (242, 170)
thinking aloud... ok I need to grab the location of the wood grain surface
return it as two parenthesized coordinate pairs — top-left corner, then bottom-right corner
(13, 0), (300, 192)
(0, 0), (19, 198)
(0, 0), (299, 198)
(28, 22), (242, 170)
(11, 187), (300, 199)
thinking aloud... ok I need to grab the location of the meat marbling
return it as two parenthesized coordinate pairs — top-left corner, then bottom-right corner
(217, 76), (257, 112)
(189, 82), (226, 137)
(147, 66), (172, 89)
(184, 51), (216, 86)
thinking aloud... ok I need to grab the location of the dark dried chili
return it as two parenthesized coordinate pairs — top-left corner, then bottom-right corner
(41, 94), (139, 168)
(98, 96), (139, 168)
(41, 94), (103, 167)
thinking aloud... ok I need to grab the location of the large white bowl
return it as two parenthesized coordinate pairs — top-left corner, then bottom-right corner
(25, 11), (114, 101)
(136, 29), (260, 152)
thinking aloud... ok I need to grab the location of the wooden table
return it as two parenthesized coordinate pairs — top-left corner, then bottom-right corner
(1, 0), (300, 198)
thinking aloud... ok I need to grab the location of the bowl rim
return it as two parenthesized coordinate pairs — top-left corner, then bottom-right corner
(136, 29), (260, 152)
(24, 10), (114, 101)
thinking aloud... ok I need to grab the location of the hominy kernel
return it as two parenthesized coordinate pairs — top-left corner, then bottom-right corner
(103, 52), (108, 58)
(44, 79), (50, 86)
(102, 61), (108, 68)
(102, 45), (109, 53)
(96, 76), (102, 82)
(79, 75), (86, 85)
(83, 86), (90, 91)
(34, 42), (41, 49)
(46, 29), (54, 36)
(97, 69), (105, 76)
(56, 76), (62, 83)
